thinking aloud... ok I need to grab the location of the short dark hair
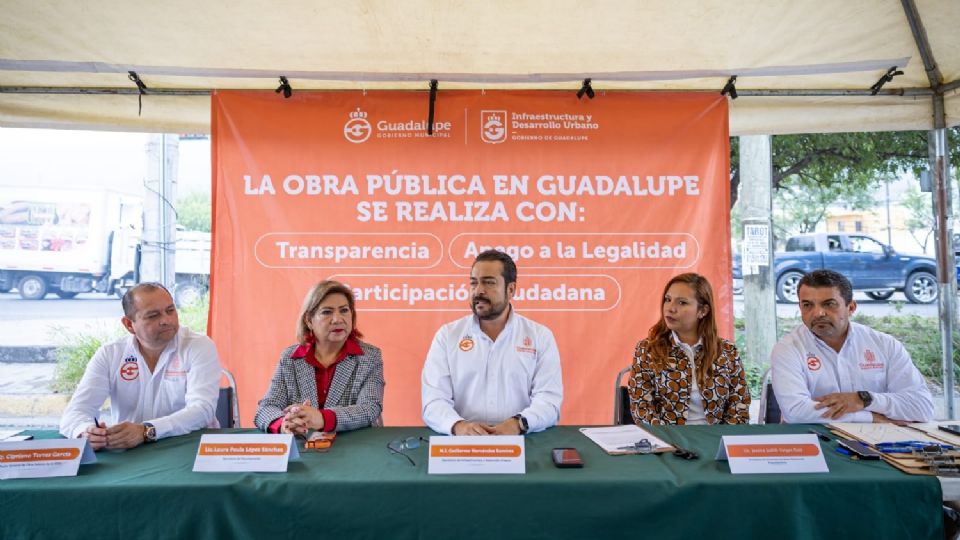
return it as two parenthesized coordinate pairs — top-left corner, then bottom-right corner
(472, 249), (517, 285)
(122, 282), (172, 318)
(798, 270), (853, 304)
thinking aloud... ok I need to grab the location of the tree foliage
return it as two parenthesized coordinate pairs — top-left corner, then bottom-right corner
(730, 128), (960, 207)
(772, 181), (875, 240)
(176, 191), (211, 232)
(902, 185), (934, 252)
(730, 128), (960, 238)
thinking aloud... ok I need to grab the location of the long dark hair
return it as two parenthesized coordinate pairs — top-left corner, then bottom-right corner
(646, 273), (719, 388)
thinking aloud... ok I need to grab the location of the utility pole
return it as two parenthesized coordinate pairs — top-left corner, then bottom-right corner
(141, 134), (179, 289)
(885, 178), (893, 246)
(739, 135), (778, 374)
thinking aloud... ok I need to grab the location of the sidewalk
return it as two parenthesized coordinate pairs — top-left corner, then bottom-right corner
(0, 317), (115, 429)
(0, 363), (63, 428)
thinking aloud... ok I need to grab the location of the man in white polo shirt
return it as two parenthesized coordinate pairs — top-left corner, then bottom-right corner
(421, 249), (563, 435)
(59, 282), (222, 449)
(771, 269), (933, 423)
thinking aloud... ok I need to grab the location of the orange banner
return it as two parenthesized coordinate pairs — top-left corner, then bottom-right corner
(211, 90), (731, 426)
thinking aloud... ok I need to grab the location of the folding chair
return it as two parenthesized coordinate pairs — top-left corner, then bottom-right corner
(757, 367), (782, 424)
(613, 367), (633, 425)
(216, 368), (240, 428)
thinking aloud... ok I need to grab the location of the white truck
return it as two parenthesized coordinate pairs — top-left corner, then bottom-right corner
(0, 187), (211, 303)
(0, 188), (142, 300)
(170, 229), (211, 306)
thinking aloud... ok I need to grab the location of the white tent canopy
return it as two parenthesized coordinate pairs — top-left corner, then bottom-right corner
(1, 0), (958, 134)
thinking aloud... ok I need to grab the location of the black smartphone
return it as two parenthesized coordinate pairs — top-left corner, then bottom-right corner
(552, 447), (584, 468)
(939, 424), (960, 437)
(837, 438), (882, 460)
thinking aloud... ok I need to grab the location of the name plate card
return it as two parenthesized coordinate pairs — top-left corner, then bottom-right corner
(716, 434), (828, 474)
(0, 439), (96, 480)
(193, 434), (299, 473)
(428, 435), (525, 474)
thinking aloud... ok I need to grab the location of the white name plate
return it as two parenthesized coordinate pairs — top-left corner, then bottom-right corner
(716, 434), (828, 474)
(0, 439), (96, 480)
(428, 435), (525, 474)
(193, 434), (299, 473)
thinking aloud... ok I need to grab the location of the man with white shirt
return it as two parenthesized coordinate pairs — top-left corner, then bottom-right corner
(771, 269), (933, 424)
(421, 250), (563, 435)
(59, 282), (222, 449)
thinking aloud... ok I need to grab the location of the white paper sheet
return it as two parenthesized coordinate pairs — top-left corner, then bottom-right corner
(579, 425), (673, 454)
(829, 423), (941, 445)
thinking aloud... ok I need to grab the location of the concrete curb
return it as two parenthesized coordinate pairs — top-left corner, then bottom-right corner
(0, 346), (56, 363)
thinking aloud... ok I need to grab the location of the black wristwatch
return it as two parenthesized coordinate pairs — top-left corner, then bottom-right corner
(857, 391), (873, 408)
(513, 414), (529, 435)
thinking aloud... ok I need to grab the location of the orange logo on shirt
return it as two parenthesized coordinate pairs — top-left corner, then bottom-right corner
(459, 338), (474, 352)
(516, 335), (536, 354)
(806, 355), (821, 371)
(859, 348), (884, 370)
(165, 355), (186, 377)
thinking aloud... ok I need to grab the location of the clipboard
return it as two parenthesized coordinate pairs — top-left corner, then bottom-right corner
(579, 425), (675, 455)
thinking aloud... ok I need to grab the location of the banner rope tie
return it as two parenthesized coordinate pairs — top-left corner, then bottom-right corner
(427, 79), (438, 135)
(127, 71), (148, 116)
(275, 76), (293, 98)
(577, 78), (595, 100)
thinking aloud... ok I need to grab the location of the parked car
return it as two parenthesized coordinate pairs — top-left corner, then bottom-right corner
(733, 233), (951, 304)
(732, 253), (743, 295)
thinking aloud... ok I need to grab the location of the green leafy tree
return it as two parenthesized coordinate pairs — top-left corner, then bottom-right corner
(176, 191), (211, 232)
(730, 128), (960, 208)
(730, 201), (743, 242)
(772, 180), (876, 241)
(902, 185), (934, 252)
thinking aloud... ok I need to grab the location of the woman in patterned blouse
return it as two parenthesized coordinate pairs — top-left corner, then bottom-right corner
(629, 273), (750, 425)
(254, 280), (385, 434)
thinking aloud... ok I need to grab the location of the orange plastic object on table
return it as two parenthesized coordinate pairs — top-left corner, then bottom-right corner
(305, 432), (337, 451)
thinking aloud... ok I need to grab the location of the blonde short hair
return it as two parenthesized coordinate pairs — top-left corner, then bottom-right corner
(296, 280), (361, 343)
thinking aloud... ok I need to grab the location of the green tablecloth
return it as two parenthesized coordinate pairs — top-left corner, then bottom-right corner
(0, 424), (943, 540)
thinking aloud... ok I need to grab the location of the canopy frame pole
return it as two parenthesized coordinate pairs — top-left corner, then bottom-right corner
(903, 0), (956, 418)
(0, 86), (946, 97)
